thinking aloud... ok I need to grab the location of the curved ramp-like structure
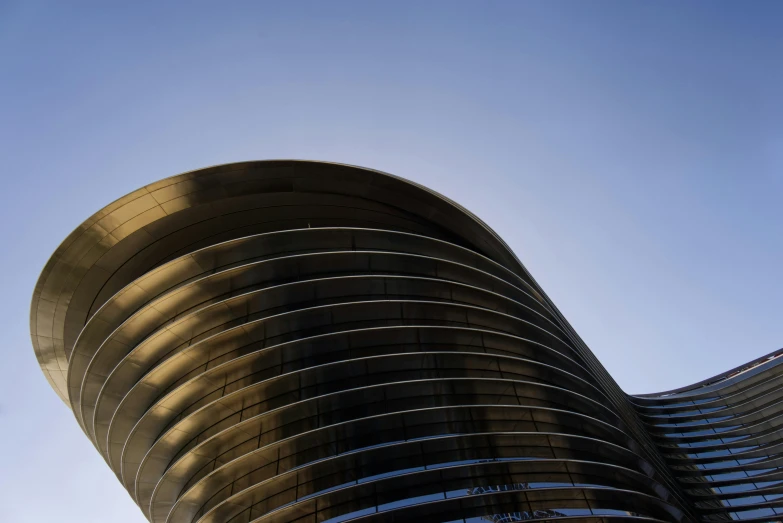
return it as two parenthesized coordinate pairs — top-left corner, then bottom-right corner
(30, 160), (778, 522)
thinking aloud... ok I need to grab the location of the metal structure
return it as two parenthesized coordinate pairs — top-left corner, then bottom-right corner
(633, 350), (783, 521)
(29, 161), (781, 522)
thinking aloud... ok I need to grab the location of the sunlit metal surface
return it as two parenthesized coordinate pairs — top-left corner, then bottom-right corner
(29, 160), (778, 522)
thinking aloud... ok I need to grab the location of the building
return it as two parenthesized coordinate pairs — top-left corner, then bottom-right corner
(633, 349), (783, 522)
(30, 161), (783, 523)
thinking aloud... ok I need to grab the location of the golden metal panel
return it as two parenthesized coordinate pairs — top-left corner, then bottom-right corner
(38, 160), (777, 522)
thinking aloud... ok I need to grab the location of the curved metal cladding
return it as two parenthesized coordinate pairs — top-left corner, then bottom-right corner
(32, 160), (693, 523)
(633, 349), (783, 522)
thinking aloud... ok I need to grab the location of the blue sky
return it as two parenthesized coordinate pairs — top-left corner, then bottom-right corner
(1, 2), (781, 521)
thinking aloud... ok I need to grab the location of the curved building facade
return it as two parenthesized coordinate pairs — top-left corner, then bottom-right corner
(633, 350), (783, 522)
(29, 161), (779, 522)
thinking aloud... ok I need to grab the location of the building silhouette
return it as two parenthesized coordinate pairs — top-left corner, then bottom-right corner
(30, 161), (783, 522)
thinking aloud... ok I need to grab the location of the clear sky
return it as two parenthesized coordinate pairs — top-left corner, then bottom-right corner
(1, 1), (781, 522)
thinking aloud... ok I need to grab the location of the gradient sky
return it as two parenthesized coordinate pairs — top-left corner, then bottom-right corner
(1, 2), (781, 521)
